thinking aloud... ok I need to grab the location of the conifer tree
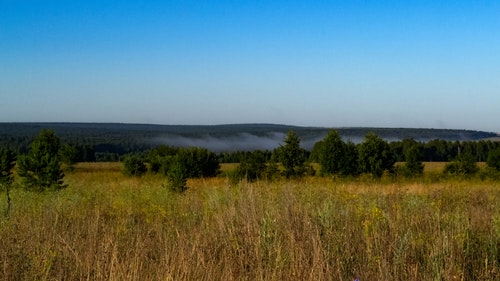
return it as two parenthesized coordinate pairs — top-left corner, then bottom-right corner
(18, 129), (66, 191)
(277, 131), (306, 178)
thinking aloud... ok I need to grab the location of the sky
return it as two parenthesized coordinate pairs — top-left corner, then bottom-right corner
(1, 1), (499, 132)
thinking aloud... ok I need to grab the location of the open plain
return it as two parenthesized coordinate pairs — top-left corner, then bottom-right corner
(2, 163), (500, 280)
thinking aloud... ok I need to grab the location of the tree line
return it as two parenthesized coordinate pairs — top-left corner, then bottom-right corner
(2, 129), (500, 210)
(2, 123), (498, 163)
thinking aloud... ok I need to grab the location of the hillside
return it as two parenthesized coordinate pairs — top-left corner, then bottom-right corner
(0, 122), (497, 153)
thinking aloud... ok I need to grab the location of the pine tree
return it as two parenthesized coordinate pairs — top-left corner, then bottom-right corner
(277, 131), (306, 178)
(17, 129), (66, 191)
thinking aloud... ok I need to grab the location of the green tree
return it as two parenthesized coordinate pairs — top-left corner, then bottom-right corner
(123, 154), (147, 177)
(358, 133), (395, 178)
(59, 143), (78, 171)
(309, 140), (324, 163)
(276, 131), (306, 178)
(264, 158), (281, 181)
(400, 138), (424, 177)
(0, 148), (16, 215)
(444, 153), (478, 176)
(343, 141), (360, 177)
(176, 147), (220, 178)
(233, 150), (267, 182)
(317, 130), (358, 177)
(167, 156), (188, 192)
(487, 147), (500, 171)
(148, 145), (179, 173)
(318, 130), (345, 176)
(17, 129), (66, 191)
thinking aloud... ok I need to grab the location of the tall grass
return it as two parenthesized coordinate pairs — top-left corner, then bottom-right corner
(1, 163), (500, 280)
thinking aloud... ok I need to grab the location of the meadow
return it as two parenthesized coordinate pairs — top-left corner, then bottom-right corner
(1, 163), (500, 280)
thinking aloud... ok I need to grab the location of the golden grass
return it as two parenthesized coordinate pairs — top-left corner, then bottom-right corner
(1, 163), (500, 280)
(422, 161), (487, 173)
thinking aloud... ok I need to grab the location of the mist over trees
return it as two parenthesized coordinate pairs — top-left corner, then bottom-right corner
(2, 127), (500, 195)
(2, 124), (500, 186)
(1, 123), (498, 163)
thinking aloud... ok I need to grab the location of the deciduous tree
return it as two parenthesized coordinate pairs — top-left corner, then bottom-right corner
(318, 130), (358, 177)
(358, 133), (395, 178)
(400, 138), (424, 177)
(318, 130), (345, 176)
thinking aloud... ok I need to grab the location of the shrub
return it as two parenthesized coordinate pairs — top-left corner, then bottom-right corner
(176, 147), (220, 178)
(0, 147), (16, 215)
(400, 138), (424, 177)
(148, 145), (178, 173)
(487, 147), (500, 171)
(263, 160), (280, 181)
(233, 151), (267, 182)
(0, 148), (16, 187)
(59, 144), (78, 172)
(444, 153), (478, 176)
(123, 155), (147, 177)
(167, 157), (188, 192)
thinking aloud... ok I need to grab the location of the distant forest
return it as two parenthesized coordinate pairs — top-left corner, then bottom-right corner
(1, 122), (498, 163)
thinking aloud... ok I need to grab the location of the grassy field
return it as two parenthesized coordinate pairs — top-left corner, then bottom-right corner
(1, 163), (500, 280)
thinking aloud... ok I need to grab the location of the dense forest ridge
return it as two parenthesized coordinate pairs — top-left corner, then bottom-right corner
(1, 122), (498, 155)
(0, 122), (497, 139)
(0, 123), (499, 162)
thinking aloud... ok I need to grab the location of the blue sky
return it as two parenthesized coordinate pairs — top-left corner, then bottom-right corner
(1, 1), (499, 132)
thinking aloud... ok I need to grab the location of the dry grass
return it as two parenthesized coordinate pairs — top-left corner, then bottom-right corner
(1, 163), (500, 280)
(422, 162), (487, 173)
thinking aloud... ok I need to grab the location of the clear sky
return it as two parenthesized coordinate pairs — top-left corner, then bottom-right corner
(1, 1), (499, 132)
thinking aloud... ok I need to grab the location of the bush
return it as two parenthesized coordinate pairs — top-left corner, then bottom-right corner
(148, 145), (179, 173)
(0, 148), (16, 187)
(167, 157), (188, 192)
(263, 160), (280, 181)
(233, 151), (267, 182)
(444, 153), (478, 176)
(123, 155), (147, 177)
(487, 147), (500, 171)
(0, 147), (16, 215)
(175, 147), (220, 178)
(400, 138), (424, 177)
